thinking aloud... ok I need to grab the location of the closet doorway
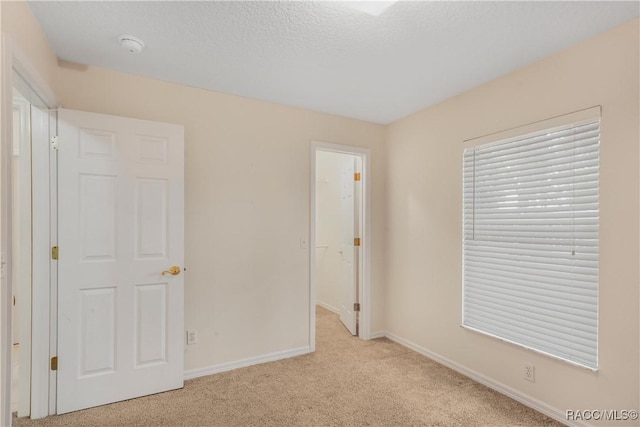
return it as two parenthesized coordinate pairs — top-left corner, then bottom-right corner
(310, 141), (371, 351)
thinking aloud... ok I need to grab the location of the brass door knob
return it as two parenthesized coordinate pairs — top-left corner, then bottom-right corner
(162, 266), (181, 276)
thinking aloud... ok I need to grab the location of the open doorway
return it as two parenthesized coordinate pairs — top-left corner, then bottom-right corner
(11, 88), (33, 418)
(310, 141), (371, 351)
(8, 82), (55, 421)
(2, 45), (60, 425)
(315, 150), (362, 334)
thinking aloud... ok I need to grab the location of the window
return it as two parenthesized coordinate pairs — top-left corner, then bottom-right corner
(462, 109), (600, 369)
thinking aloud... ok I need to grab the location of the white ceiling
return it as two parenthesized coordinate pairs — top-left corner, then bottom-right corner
(28, 1), (639, 124)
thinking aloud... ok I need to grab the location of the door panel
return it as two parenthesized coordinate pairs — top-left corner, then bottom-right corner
(339, 157), (357, 335)
(136, 178), (168, 258)
(80, 174), (116, 259)
(79, 288), (116, 376)
(57, 109), (184, 414)
(134, 284), (168, 366)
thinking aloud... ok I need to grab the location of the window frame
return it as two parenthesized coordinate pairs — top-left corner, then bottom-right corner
(461, 106), (601, 371)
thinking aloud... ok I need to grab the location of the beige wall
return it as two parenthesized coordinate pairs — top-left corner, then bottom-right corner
(1, 1), (58, 92)
(384, 18), (639, 423)
(54, 63), (387, 371)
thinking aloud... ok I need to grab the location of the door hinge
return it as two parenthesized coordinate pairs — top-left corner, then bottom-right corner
(354, 303), (361, 312)
(354, 172), (361, 181)
(51, 246), (58, 260)
(50, 136), (59, 151)
(354, 237), (361, 247)
(50, 356), (58, 371)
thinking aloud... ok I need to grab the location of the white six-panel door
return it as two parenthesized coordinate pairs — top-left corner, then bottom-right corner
(339, 157), (357, 335)
(57, 109), (184, 414)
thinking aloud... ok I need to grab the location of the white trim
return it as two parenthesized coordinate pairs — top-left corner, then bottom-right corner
(463, 105), (601, 148)
(368, 331), (386, 340)
(309, 141), (373, 352)
(382, 331), (585, 427)
(1, 34), (15, 427)
(1, 34), (61, 426)
(184, 347), (311, 381)
(6, 38), (58, 110)
(316, 301), (340, 315)
(309, 149), (317, 352)
(47, 109), (58, 415)
(30, 105), (51, 419)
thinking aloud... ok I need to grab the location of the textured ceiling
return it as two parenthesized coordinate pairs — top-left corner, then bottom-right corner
(28, 1), (639, 124)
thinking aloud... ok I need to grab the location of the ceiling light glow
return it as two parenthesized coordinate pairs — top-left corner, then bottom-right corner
(344, 1), (399, 17)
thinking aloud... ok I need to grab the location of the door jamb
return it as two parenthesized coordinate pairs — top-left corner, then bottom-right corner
(1, 35), (60, 425)
(309, 141), (372, 352)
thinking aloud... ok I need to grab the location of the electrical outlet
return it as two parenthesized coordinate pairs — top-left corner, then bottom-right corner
(186, 330), (198, 345)
(524, 363), (535, 382)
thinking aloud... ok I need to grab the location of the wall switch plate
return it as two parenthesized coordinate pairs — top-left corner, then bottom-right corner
(186, 330), (198, 345)
(300, 237), (308, 249)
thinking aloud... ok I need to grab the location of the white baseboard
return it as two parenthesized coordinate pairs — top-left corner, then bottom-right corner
(369, 331), (386, 339)
(383, 332), (582, 427)
(184, 346), (311, 381)
(316, 301), (340, 315)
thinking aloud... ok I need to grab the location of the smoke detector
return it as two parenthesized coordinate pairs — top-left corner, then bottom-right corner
(118, 35), (145, 54)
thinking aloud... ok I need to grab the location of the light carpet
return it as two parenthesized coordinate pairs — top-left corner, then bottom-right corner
(14, 307), (563, 426)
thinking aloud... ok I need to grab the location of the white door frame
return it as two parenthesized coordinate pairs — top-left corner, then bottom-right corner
(1, 35), (60, 426)
(309, 141), (372, 352)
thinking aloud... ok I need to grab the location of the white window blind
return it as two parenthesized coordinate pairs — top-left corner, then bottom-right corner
(463, 116), (599, 369)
